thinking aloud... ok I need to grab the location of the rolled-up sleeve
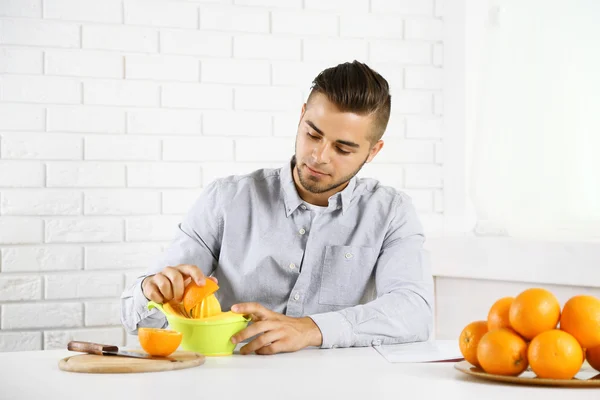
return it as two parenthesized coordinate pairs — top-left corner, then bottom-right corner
(120, 180), (224, 334)
(309, 195), (434, 348)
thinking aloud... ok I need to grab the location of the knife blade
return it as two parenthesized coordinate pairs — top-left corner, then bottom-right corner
(67, 341), (177, 362)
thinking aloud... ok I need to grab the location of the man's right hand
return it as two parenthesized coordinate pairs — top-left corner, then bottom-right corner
(141, 264), (217, 304)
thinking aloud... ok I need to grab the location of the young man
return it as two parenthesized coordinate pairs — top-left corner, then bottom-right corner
(121, 61), (433, 355)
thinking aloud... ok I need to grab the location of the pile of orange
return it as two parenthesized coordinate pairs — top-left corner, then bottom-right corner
(139, 279), (222, 356)
(459, 288), (600, 380)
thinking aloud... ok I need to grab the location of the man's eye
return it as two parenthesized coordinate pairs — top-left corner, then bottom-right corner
(336, 148), (350, 155)
(306, 132), (319, 140)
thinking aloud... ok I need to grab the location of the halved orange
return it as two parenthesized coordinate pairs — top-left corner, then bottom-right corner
(183, 279), (219, 316)
(138, 327), (182, 357)
(190, 293), (222, 319)
(163, 302), (188, 318)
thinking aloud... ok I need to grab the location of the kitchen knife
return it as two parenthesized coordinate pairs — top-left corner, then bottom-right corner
(67, 341), (177, 362)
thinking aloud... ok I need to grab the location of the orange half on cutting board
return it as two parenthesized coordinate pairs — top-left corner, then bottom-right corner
(138, 327), (183, 357)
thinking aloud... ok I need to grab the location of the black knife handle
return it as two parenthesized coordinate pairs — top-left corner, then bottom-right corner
(67, 341), (119, 355)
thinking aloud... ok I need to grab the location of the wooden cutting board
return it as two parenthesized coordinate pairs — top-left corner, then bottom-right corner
(58, 351), (205, 374)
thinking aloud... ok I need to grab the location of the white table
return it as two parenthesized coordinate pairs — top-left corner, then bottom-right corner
(0, 346), (597, 400)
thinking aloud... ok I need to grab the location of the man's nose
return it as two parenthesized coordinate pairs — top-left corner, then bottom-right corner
(312, 141), (331, 164)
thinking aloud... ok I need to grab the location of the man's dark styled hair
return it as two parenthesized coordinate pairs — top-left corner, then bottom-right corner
(307, 60), (392, 144)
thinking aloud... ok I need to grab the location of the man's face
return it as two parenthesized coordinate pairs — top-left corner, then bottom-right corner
(294, 92), (383, 195)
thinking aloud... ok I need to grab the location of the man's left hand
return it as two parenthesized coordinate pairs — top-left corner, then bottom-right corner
(230, 302), (323, 355)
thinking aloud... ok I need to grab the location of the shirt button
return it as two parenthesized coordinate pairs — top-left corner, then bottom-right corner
(289, 263), (296, 270)
(345, 252), (353, 259)
(299, 228), (306, 235)
(337, 206), (342, 210)
(300, 204), (307, 210)
(293, 293), (300, 301)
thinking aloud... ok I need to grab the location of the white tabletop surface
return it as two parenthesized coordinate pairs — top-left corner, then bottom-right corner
(0, 346), (598, 400)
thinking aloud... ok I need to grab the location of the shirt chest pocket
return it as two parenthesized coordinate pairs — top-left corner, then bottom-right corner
(319, 245), (378, 306)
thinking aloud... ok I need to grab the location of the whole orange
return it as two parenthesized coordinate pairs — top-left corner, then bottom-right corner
(477, 328), (528, 376)
(528, 329), (583, 380)
(488, 297), (514, 331)
(459, 321), (488, 367)
(509, 288), (560, 340)
(138, 327), (183, 357)
(587, 345), (600, 372)
(560, 295), (600, 349)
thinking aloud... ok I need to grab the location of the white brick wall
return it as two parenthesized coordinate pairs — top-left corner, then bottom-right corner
(0, 0), (443, 351)
(233, 35), (300, 60)
(46, 50), (124, 78)
(340, 15), (404, 39)
(84, 300), (122, 326)
(125, 216), (183, 242)
(162, 137), (234, 161)
(83, 25), (158, 53)
(0, 332), (41, 351)
(45, 272), (123, 299)
(161, 83), (232, 109)
(127, 108), (201, 135)
(0, 48), (43, 74)
(127, 163), (201, 187)
(47, 162), (126, 187)
(162, 190), (201, 214)
(304, 0), (368, 12)
(200, 6), (269, 34)
(84, 80), (160, 107)
(47, 106), (125, 133)
(84, 190), (161, 215)
(375, 139), (435, 164)
(85, 243), (163, 270)
(44, 0), (122, 24)
(203, 111), (271, 136)
(1, 190), (82, 215)
(45, 218), (123, 243)
(44, 327), (124, 349)
(1, 246), (82, 272)
(84, 136), (161, 161)
(235, 86), (302, 111)
(0, 275), (42, 301)
(371, 0), (434, 15)
(271, 11), (337, 36)
(1, 75), (81, 104)
(0, 218), (44, 244)
(126, 54), (199, 82)
(2, 303), (82, 329)
(201, 59), (270, 85)
(160, 30), (230, 57)
(124, 1), (198, 29)
(1, 133), (82, 160)
(303, 38), (368, 62)
(0, 0), (42, 18)
(0, 19), (80, 48)
(0, 162), (45, 187)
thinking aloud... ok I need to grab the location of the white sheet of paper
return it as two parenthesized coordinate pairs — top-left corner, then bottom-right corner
(374, 339), (464, 363)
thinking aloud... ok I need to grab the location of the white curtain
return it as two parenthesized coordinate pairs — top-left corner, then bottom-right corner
(467, 0), (600, 240)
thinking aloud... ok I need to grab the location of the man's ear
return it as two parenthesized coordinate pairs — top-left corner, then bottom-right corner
(366, 140), (384, 163)
(298, 103), (307, 127)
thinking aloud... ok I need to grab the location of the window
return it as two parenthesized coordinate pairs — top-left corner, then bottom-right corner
(449, 0), (600, 241)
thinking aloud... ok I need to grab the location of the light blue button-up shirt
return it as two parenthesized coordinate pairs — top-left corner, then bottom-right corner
(121, 159), (434, 348)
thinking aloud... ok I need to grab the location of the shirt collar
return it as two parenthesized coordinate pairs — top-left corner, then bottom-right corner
(280, 156), (357, 217)
(281, 158), (304, 217)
